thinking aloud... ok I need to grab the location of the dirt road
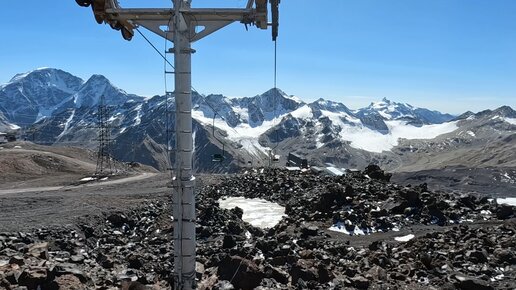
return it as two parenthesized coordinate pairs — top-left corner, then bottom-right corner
(0, 173), (170, 231)
(0, 172), (157, 195)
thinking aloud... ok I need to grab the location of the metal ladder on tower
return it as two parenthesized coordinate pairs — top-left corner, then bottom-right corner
(164, 32), (176, 175)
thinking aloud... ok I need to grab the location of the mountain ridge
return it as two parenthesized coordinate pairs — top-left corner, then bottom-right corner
(1, 68), (515, 189)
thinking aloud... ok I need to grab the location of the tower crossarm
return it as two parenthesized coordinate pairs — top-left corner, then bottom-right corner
(78, 0), (269, 42)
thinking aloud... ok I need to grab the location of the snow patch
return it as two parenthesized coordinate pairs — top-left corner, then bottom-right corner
(218, 196), (286, 228)
(497, 198), (516, 206)
(57, 110), (75, 139)
(134, 104), (143, 125)
(466, 131), (475, 137)
(334, 120), (458, 153)
(320, 109), (361, 125)
(394, 234), (415, 242)
(329, 222), (366, 236)
(193, 109), (284, 158)
(233, 106), (249, 122)
(504, 117), (516, 125)
(290, 105), (313, 119)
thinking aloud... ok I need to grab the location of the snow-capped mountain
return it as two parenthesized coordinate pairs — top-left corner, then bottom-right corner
(192, 88), (303, 128)
(357, 98), (454, 125)
(0, 68), (84, 125)
(72, 74), (142, 108)
(1, 68), (514, 180)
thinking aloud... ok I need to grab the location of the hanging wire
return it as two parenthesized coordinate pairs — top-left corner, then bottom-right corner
(274, 40), (277, 89)
(136, 27), (244, 138)
(134, 25), (272, 168)
(270, 39), (280, 166)
(135, 28), (174, 68)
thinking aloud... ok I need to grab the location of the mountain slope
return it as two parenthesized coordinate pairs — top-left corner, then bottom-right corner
(2, 68), (515, 196)
(0, 68), (84, 125)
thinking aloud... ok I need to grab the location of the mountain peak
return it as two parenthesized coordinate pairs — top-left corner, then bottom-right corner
(86, 74), (111, 84)
(262, 87), (286, 97)
(262, 88), (305, 104)
(8, 68), (83, 88)
(493, 105), (515, 117)
(9, 67), (54, 82)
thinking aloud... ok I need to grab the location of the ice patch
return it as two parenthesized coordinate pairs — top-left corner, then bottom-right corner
(505, 117), (516, 125)
(193, 109), (277, 159)
(80, 177), (95, 181)
(394, 234), (415, 242)
(329, 222), (367, 236)
(497, 198), (516, 206)
(9, 124), (20, 130)
(134, 104), (143, 126)
(57, 110), (75, 139)
(290, 105), (313, 119)
(233, 106), (249, 122)
(320, 114), (458, 153)
(218, 197), (286, 228)
(320, 109), (362, 125)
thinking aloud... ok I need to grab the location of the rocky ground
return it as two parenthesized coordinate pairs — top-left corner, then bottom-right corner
(0, 166), (515, 289)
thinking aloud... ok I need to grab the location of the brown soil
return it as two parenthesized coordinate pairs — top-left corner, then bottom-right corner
(0, 141), (157, 189)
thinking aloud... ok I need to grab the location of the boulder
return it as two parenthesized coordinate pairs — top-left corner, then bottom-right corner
(217, 256), (264, 290)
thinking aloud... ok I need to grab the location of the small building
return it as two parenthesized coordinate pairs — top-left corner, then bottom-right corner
(287, 152), (308, 168)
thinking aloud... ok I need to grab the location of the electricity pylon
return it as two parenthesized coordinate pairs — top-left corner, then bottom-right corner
(76, 1), (279, 289)
(95, 94), (115, 176)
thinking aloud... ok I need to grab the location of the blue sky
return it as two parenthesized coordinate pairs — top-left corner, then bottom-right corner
(1, 0), (515, 114)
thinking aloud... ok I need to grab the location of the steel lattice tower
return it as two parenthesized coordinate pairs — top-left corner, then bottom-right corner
(95, 95), (115, 176)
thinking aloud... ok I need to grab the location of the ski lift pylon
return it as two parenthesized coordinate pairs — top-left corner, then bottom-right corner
(211, 113), (225, 163)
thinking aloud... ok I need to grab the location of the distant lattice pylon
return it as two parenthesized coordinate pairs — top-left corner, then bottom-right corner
(95, 95), (115, 176)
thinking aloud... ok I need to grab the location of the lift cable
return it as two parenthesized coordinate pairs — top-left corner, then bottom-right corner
(270, 38), (280, 166)
(136, 27), (243, 136)
(135, 28), (174, 69)
(135, 26), (271, 167)
(274, 40), (277, 89)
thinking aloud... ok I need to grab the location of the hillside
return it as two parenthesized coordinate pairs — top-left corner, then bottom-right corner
(0, 141), (156, 189)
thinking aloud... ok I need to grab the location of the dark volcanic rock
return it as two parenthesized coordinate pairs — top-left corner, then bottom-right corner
(364, 164), (392, 182)
(217, 255), (264, 290)
(1, 167), (515, 289)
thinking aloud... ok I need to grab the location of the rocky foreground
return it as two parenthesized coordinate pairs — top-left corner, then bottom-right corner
(0, 166), (515, 289)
